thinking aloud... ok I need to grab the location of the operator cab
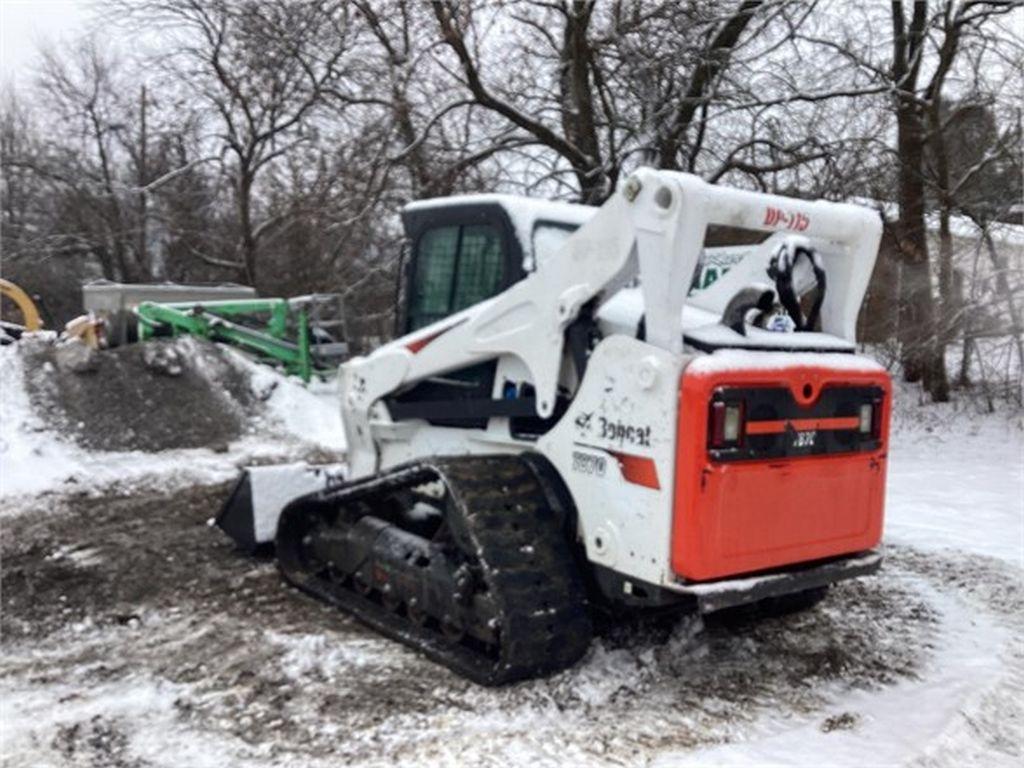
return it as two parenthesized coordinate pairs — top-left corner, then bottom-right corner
(399, 194), (593, 333)
(394, 196), (593, 430)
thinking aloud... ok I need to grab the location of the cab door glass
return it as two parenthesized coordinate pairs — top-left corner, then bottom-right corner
(408, 223), (503, 331)
(450, 224), (503, 312)
(409, 225), (459, 330)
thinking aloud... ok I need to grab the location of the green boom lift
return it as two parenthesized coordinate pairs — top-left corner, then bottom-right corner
(136, 294), (348, 381)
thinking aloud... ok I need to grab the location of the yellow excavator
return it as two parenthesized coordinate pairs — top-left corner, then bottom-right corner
(0, 278), (43, 342)
(1, 278), (107, 347)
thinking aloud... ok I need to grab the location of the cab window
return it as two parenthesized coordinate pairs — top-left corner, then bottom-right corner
(408, 223), (504, 331)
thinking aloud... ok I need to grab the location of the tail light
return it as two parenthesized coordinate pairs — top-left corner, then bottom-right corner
(858, 403), (873, 434)
(709, 398), (745, 449)
(858, 398), (885, 438)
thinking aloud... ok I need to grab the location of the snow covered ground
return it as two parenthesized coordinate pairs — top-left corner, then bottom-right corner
(1, 345), (1022, 767)
(886, 389), (1023, 566)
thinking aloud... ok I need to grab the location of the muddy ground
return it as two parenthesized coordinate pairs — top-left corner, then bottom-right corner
(3, 479), (1020, 767)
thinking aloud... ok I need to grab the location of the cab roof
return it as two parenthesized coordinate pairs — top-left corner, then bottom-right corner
(403, 193), (596, 255)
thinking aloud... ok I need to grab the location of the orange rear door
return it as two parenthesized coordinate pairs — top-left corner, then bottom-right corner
(672, 361), (890, 581)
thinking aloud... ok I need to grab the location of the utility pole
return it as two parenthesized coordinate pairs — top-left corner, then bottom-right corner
(138, 84), (148, 276)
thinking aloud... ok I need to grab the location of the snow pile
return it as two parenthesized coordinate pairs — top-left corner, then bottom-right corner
(239, 353), (345, 452)
(0, 339), (346, 500)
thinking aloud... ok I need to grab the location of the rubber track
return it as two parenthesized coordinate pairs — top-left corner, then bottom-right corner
(276, 455), (592, 685)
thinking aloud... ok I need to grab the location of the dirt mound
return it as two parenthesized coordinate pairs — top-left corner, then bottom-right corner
(21, 337), (256, 452)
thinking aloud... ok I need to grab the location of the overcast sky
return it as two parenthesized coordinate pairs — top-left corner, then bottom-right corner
(1, 0), (99, 87)
(1, 0), (1019, 93)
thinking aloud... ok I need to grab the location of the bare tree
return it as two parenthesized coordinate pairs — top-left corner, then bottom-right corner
(890, 1), (1018, 401)
(429, 1), (780, 203)
(350, 0), (525, 200)
(799, 1), (1018, 400)
(30, 38), (142, 282)
(117, 0), (365, 287)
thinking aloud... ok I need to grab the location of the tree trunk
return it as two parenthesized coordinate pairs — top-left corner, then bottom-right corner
(932, 137), (955, 347)
(890, 0), (948, 402)
(928, 96), (958, 364)
(894, 97), (949, 400)
(937, 209), (954, 326)
(957, 334), (972, 387)
(983, 228), (1024, 402)
(111, 225), (134, 283)
(93, 245), (117, 282)
(560, 2), (604, 205)
(237, 171), (257, 286)
(137, 84), (150, 279)
(957, 230), (985, 388)
(860, 228), (902, 343)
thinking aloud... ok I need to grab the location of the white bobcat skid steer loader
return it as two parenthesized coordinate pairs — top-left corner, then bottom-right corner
(217, 168), (890, 685)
